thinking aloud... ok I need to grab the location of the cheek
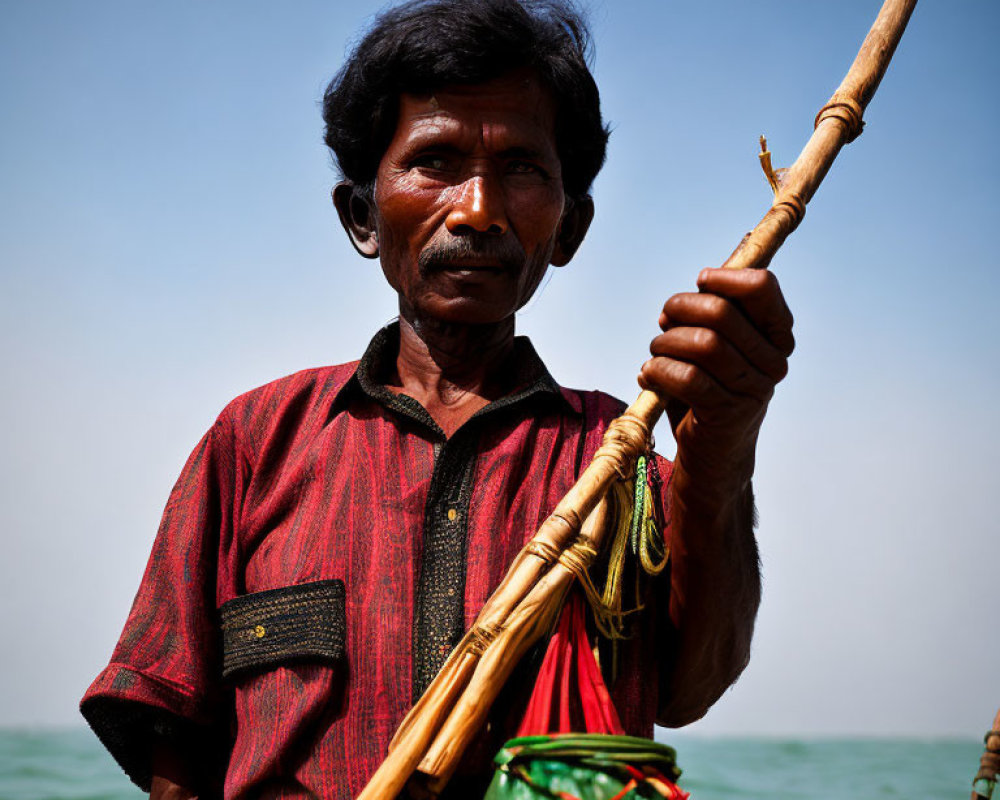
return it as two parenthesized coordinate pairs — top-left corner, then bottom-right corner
(511, 184), (564, 236)
(375, 181), (448, 251)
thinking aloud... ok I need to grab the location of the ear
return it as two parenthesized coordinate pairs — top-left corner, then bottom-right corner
(333, 182), (379, 259)
(550, 194), (594, 267)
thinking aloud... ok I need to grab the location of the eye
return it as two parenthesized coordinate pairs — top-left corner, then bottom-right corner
(507, 160), (546, 177)
(410, 153), (455, 173)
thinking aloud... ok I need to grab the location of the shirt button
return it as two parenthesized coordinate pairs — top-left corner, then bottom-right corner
(253, 625), (266, 639)
(447, 508), (458, 521)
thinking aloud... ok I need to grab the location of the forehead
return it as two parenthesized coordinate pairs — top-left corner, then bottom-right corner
(392, 71), (558, 150)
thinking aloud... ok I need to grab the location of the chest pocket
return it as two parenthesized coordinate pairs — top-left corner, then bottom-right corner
(219, 579), (346, 679)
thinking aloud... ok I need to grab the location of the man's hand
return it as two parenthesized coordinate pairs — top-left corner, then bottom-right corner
(639, 267), (794, 503)
(638, 266), (793, 726)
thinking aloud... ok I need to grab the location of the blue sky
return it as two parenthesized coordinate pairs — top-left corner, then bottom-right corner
(1, 0), (997, 738)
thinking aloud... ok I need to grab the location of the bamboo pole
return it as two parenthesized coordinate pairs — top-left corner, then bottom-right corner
(357, 1), (918, 797)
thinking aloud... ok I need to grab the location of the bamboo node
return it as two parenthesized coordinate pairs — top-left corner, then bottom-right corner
(617, 412), (651, 441)
(593, 413), (651, 478)
(548, 509), (582, 534)
(814, 96), (865, 142)
(466, 623), (502, 657)
(773, 191), (807, 229)
(557, 537), (599, 577)
(525, 540), (560, 565)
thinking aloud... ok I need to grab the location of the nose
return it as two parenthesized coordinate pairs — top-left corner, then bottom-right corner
(445, 175), (508, 236)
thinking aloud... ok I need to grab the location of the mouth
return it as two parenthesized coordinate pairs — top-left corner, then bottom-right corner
(431, 259), (506, 276)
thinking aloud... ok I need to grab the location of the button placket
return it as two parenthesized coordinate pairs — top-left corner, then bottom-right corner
(412, 433), (477, 701)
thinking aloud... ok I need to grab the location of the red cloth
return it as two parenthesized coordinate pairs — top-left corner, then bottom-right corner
(517, 593), (625, 737)
(81, 323), (674, 799)
(518, 597), (692, 800)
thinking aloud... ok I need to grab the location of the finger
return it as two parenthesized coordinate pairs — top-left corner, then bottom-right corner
(650, 326), (777, 401)
(659, 292), (789, 383)
(663, 395), (691, 437)
(638, 355), (735, 415)
(695, 267), (795, 356)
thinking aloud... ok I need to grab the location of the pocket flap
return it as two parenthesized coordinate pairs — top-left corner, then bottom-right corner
(219, 579), (346, 679)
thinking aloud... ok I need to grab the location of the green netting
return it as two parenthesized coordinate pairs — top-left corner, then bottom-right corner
(485, 733), (685, 800)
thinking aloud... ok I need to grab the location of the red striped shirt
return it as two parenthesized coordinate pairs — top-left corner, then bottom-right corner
(81, 323), (674, 799)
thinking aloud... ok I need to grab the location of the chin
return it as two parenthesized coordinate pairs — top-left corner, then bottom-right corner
(416, 297), (516, 328)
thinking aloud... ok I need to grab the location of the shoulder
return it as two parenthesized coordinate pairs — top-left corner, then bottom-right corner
(212, 362), (359, 452)
(557, 385), (628, 426)
(223, 363), (357, 417)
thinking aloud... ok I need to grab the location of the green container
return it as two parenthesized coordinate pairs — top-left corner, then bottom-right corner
(485, 733), (685, 800)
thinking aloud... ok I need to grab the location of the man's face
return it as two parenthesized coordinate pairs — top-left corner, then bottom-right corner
(371, 71), (571, 326)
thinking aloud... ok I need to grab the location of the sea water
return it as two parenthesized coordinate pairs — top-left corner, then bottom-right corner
(665, 734), (982, 799)
(0, 728), (984, 800)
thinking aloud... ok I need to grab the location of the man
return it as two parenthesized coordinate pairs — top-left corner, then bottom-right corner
(82, 1), (793, 798)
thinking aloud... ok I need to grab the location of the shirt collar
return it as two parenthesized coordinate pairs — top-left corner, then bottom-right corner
(332, 321), (579, 432)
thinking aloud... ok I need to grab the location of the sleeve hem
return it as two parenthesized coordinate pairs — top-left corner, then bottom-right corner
(80, 664), (221, 792)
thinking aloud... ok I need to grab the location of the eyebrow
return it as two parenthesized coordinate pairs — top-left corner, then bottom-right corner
(496, 146), (551, 161)
(398, 123), (557, 164)
(399, 123), (463, 149)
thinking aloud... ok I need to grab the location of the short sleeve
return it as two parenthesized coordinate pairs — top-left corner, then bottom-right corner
(80, 411), (244, 792)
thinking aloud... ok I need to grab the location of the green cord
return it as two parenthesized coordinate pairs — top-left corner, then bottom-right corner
(629, 456), (647, 557)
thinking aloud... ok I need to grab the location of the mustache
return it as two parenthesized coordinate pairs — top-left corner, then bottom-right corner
(418, 234), (526, 273)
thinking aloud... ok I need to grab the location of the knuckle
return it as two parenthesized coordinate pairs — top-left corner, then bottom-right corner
(649, 356), (675, 382)
(676, 361), (699, 387)
(771, 357), (789, 382)
(770, 327), (795, 357)
(705, 293), (728, 318)
(649, 332), (673, 357)
(691, 327), (719, 356)
(663, 293), (686, 315)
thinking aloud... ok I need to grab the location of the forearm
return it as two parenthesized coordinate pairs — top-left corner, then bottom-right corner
(657, 452), (761, 727)
(639, 266), (791, 725)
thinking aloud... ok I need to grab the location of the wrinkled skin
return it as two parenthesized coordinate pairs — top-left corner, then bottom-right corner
(335, 70), (595, 436)
(151, 69), (793, 798)
(370, 72), (574, 326)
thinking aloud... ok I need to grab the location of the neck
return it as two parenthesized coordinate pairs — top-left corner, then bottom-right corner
(390, 304), (517, 436)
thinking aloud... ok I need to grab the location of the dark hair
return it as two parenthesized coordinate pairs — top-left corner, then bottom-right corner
(322, 0), (609, 202)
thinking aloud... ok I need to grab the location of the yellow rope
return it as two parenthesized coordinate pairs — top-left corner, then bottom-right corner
(572, 478), (634, 641)
(576, 455), (671, 643)
(638, 477), (670, 575)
